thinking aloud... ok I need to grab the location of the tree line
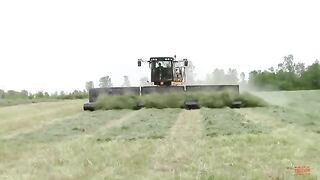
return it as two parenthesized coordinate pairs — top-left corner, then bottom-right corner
(0, 89), (88, 100)
(2, 54), (319, 101)
(248, 55), (320, 90)
(85, 75), (134, 89)
(188, 54), (320, 91)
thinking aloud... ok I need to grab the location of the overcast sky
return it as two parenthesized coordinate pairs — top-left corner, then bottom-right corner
(0, 0), (319, 93)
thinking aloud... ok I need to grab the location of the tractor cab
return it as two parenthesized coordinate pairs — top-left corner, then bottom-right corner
(150, 57), (174, 86)
(138, 56), (188, 86)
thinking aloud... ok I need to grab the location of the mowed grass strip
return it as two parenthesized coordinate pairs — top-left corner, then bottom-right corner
(150, 110), (205, 179)
(0, 110), (135, 176)
(8, 110), (133, 143)
(0, 110), (132, 164)
(1, 137), (156, 180)
(0, 109), (181, 179)
(213, 107), (320, 179)
(193, 133), (319, 179)
(0, 100), (84, 135)
(201, 108), (269, 137)
(95, 108), (181, 141)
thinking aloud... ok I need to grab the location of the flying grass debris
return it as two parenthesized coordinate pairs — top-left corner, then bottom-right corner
(95, 92), (267, 110)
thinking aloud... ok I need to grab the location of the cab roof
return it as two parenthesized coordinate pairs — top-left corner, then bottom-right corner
(149, 57), (174, 61)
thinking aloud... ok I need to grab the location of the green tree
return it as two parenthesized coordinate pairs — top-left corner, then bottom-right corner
(278, 54), (295, 73)
(226, 68), (238, 84)
(240, 72), (246, 83)
(206, 68), (225, 84)
(248, 55), (320, 90)
(122, 76), (131, 87)
(44, 92), (50, 97)
(51, 91), (58, 98)
(185, 61), (196, 84)
(20, 90), (29, 97)
(85, 81), (94, 91)
(0, 89), (4, 98)
(60, 91), (66, 97)
(99, 76), (112, 88)
(7, 90), (20, 97)
(301, 60), (320, 89)
(213, 68), (225, 84)
(35, 91), (44, 98)
(295, 62), (306, 77)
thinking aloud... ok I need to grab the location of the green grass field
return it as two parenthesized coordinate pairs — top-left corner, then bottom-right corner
(0, 98), (57, 107)
(0, 91), (319, 179)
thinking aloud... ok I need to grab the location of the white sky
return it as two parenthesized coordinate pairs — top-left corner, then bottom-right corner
(0, 0), (319, 93)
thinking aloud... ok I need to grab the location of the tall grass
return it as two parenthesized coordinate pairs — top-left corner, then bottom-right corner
(95, 91), (268, 110)
(95, 95), (140, 110)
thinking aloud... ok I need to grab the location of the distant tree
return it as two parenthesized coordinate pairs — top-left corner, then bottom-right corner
(7, 90), (20, 97)
(51, 91), (58, 98)
(139, 76), (150, 86)
(278, 54), (295, 73)
(28, 92), (34, 99)
(185, 61), (196, 84)
(301, 60), (320, 89)
(35, 91), (44, 98)
(122, 76), (131, 87)
(238, 72), (248, 89)
(294, 62), (306, 77)
(248, 70), (258, 87)
(49, 90), (88, 100)
(268, 67), (275, 73)
(247, 55), (320, 90)
(99, 76), (112, 88)
(205, 68), (239, 84)
(0, 89), (4, 98)
(71, 90), (81, 99)
(240, 72), (246, 83)
(20, 90), (28, 97)
(44, 92), (50, 97)
(85, 81), (94, 92)
(60, 91), (66, 97)
(226, 68), (238, 84)
(213, 68), (225, 84)
(206, 68), (225, 84)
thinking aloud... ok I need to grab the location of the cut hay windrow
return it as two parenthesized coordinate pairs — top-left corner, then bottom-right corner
(95, 91), (267, 110)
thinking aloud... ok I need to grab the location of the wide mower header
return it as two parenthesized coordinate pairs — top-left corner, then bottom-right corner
(84, 56), (240, 111)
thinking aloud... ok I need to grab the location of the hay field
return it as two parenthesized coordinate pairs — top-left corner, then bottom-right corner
(0, 91), (319, 179)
